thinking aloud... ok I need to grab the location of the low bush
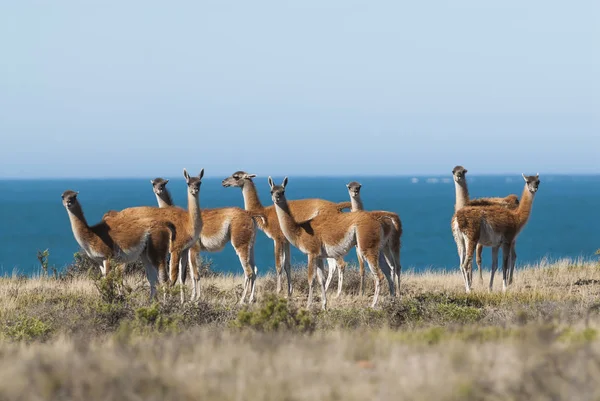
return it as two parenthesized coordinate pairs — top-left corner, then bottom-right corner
(232, 294), (315, 333)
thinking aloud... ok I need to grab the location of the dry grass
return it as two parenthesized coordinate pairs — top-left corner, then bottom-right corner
(1, 328), (599, 401)
(0, 257), (599, 400)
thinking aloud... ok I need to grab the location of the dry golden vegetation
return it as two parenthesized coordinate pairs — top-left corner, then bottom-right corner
(1, 254), (600, 400)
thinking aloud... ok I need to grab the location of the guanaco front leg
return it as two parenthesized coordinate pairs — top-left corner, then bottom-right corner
(357, 248), (365, 296)
(335, 257), (346, 298)
(363, 250), (384, 308)
(274, 240), (284, 294)
(488, 246), (499, 292)
(461, 239), (477, 293)
(508, 242), (517, 285)
(476, 243), (484, 284)
(315, 258), (327, 310)
(283, 241), (293, 297)
(306, 255), (317, 308)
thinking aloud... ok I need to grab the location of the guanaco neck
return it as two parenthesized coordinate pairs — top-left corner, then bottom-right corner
(66, 202), (90, 232)
(454, 180), (470, 211)
(273, 198), (300, 240)
(241, 180), (264, 211)
(515, 185), (535, 229)
(66, 201), (98, 248)
(155, 189), (173, 208)
(187, 191), (202, 239)
(350, 195), (364, 212)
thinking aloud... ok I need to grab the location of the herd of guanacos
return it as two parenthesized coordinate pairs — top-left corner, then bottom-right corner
(61, 166), (540, 309)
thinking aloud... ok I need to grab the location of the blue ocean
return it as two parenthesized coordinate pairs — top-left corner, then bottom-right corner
(1, 175), (598, 276)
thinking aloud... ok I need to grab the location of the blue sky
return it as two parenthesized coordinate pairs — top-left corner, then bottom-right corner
(0, 0), (597, 178)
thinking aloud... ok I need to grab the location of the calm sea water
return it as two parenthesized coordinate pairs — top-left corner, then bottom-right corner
(1, 175), (598, 276)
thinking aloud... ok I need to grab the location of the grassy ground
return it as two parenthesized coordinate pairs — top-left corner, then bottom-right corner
(0, 256), (599, 400)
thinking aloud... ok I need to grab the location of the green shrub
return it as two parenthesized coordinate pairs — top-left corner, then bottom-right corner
(382, 294), (485, 328)
(384, 298), (427, 328)
(113, 303), (182, 343)
(36, 249), (57, 278)
(231, 294), (315, 333)
(92, 300), (129, 329)
(93, 269), (129, 304)
(134, 303), (181, 332)
(2, 315), (52, 342)
(435, 303), (483, 324)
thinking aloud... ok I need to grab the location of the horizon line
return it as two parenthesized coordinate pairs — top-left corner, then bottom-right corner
(2, 172), (600, 180)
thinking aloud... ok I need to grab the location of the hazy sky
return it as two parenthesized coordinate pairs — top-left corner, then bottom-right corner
(0, 0), (597, 178)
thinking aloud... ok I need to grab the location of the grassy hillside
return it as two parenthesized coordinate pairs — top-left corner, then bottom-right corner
(0, 257), (599, 400)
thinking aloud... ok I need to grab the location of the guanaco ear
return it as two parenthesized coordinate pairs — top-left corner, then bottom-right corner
(246, 174), (256, 179)
(150, 179), (155, 185)
(282, 176), (288, 188)
(522, 173), (527, 181)
(464, 169), (468, 174)
(183, 168), (190, 182)
(346, 183), (351, 189)
(198, 169), (205, 180)
(268, 176), (274, 189)
(536, 173), (539, 178)
(164, 179), (169, 185)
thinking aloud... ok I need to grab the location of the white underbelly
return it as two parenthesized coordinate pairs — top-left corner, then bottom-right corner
(75, 230), (148, 263)
(199, 220), (231, 252)
(478, 220), (504, 247)
(322, 227), (356, 258)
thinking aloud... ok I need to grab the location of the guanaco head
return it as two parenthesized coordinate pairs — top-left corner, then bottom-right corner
(268, 176), (288, 205)
(61, 190), (79, 210)
(346, 181), (362, 198)
(151, 178), (169, 196)
(183, 168), (204, 196)
(452, 165), (468, 183)
(522, 173), (540, 193)
(222, 171), (257, 188)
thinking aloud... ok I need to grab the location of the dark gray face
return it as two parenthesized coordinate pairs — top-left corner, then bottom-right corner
(151, 178), (169, 195)
(61, 190), (79, 209)
(523, 173), (540, 193)
(183, 168), (204, 196)
(268, 176), (288, 205)
(452, 166), (468, 183)
(222, 171), (256, 188)
(346, 181), (362, 197)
